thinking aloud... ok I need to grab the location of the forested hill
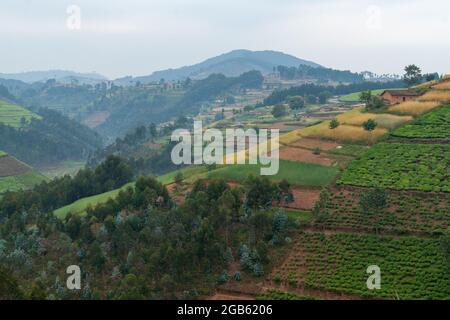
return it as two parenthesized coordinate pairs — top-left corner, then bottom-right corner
(95, 71), (264, 138)
(0, 108), (103, 167)
(116, 49), (321, 84)
(263, 80), (405, 106)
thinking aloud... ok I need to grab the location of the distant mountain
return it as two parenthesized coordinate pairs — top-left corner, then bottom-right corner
(116, 49), (322, 85)
(0, 70), (108, 84)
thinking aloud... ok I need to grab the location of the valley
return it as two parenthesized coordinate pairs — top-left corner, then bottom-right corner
(0, 49), (449, 301)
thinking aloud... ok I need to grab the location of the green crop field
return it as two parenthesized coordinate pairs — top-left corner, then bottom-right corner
(337, 143), (450, 192)
(54, 182), (135, 219)
(54, 165), (209, 219)
(391, 104), (450, 139)
(339, 89), (403, 103)
(0, 100), (41, 127)
(256, 290), (315, 300)
(0, 171), (48, 194)
(208, 159), (339, 187)
(0, 151), (7, 157)
(315, 189), (450, 235)
(274, 232), (450, 299)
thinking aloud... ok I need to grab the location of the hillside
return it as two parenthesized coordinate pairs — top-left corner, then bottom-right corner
(0, 152), (47, 194)
(1, 76), (450, 300)
(0, 70), (107, 84)
(0, 102), (103, 166)
(117, 50), (322, 84)
(0, 100), (41, 127)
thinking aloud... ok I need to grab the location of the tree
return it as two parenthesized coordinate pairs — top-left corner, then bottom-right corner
(306, 95), (317, 104)
(359, 91), (372, 104)
(360, 91), (385, 110)
(440, 233), (450, 272)
(174, 172), (184, 185)
(363, 119), (377, 131)
(271, 104), (288, 118)
(0, 267), (24, 299)
(403, 64), (422, 86)
(329, 118), (340, 129)
(287, 96), (305, 110)
(360, 188), (388, 234)
(359, 188), (387, 213)
(318, 91), (332, 104)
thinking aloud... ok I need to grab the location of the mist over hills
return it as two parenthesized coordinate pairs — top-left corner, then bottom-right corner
(0, 50), (324, 86)
(115, 49), (323, 85)
(0, 70), (108, 84)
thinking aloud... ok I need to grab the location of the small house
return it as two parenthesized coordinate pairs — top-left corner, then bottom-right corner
(380, 90), (422, 104)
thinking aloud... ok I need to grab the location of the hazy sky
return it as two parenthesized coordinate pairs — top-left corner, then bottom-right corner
(1, 0), (449, 79)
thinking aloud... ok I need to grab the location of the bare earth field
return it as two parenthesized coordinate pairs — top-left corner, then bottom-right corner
(279, 146), (336, 166)
(82, 111), (110, 128)
(289, 137), (339, 151)
(284, 188), (321, 210)
(0, 155), (31, 177)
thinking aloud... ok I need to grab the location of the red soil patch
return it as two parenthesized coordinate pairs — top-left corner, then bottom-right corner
(289, 138), (339, 151)
(0, 156), (31, 177)
(166, 183), (190, 205)
(284, 188), (320, 210)
(208, 291), (255, 300)
(279, 146), (336, 166)
(82, 111), (110, 128)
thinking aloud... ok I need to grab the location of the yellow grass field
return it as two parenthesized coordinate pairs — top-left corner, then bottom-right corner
(388, 101), (441, 115)
(298, 122), (387, 143)
(412, 79), (439, 89)
(336, 108), (412, 129)
(432, 81), (450, 90)
(280, 107), (393, 145)
(417, 90), (450, 102)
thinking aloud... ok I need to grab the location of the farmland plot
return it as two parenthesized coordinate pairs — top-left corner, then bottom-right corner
(391, 104), (450, 139)
(273, 232), (450, 299)
(314, 188), (450, 235)
(337, 143), (450, 192)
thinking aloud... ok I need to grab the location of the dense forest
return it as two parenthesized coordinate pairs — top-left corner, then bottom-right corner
(0, 71), (264, 140)
(0, 108), (103, 166)
(0, 155), (133, 217)
(0, 154), (295, 299)
(276, 65), (364, 83)
(88, 118), (192, 176)
(263, 80), (405, 106)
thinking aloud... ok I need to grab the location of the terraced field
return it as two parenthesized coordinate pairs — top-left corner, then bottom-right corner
(314, 188), (450, 235)
(0, 152), (48, 194)
(273, 232), (450, 299)
(0, 170), (48, 194)
(0, 100), (41, 127)
(337, 143), (450, 192)
(0, 154), (31, 176)
(391, 104), (450, 139)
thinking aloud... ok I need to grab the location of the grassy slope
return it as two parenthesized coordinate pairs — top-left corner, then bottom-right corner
(0, 100), (41, 127)
(339, 88), (404, 102)
(54, 165), (209, 219)
(0, 151), (48, 194)
(0, 170), (48, 194)
(208, 159), (339, 187)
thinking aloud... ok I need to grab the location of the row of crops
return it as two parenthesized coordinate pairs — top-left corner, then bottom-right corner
(336, 143), (450, 192)
(314, 189), (450, 235)
(274, 232), (450, 299)
(391, 104), (450, 139)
